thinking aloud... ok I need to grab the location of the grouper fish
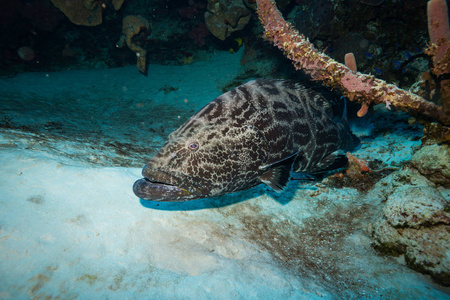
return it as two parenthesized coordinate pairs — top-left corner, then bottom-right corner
(133, 79), (360, 201)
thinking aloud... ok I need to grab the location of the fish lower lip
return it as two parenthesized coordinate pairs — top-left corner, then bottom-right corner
(133, 178), (188, 201)
(144, 177), (174, 186)
(135, 166), (205, 201)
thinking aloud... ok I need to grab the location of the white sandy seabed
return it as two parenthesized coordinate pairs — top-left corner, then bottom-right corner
(0, 50), (449, 299)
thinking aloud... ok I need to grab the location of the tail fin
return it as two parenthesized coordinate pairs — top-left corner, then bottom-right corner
(340, 96), (348, 124)
(340, 127), (361, 151)
(338, 98), (360, 151)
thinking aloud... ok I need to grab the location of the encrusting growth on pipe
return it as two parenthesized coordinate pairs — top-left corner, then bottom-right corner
(256, 0), (450, 125)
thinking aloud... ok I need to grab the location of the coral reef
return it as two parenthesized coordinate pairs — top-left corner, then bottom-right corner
(205, 0), (251, 40)
(256, 0), (450, 125)
(50, 0), (125, 26)
(116, 15), (151, 74)
(411, 144), (450, 187)
(421, 121), (450, 145)
(368, 167), (450, 286)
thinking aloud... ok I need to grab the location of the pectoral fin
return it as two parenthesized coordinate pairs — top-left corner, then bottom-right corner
(259, 150), (299, 192)
(259, 165), (291, 192)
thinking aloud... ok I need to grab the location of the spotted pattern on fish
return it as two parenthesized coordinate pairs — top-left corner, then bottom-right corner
(133, 79), (360, 201)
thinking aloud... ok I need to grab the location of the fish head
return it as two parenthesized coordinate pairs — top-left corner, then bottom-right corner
(133, 118), (270, 202)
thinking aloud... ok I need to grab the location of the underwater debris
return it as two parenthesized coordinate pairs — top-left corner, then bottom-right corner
(256, 0), (450, 125)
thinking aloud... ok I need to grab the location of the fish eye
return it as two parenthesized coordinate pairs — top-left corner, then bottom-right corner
(187, 142), (199, 151)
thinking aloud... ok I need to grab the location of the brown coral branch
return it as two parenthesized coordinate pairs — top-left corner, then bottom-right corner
(51, 0), (125, 26)
(116, 15), (151, 74)
(256, 0), (450, 125)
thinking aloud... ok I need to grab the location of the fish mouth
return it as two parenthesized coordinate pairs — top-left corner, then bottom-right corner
(133, 178), (190, 202)
(133, 166), (202, 202)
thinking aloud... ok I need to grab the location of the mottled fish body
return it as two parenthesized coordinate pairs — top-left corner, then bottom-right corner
(133, 79), (360, 201)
